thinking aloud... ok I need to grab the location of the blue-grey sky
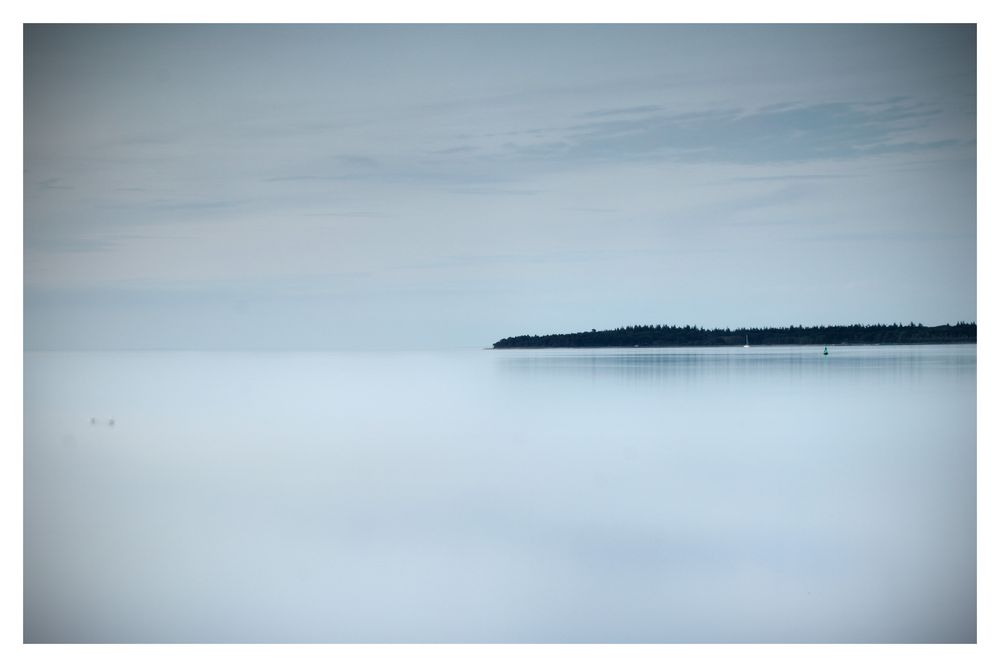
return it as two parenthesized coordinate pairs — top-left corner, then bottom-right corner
(24, 24), (976, 350)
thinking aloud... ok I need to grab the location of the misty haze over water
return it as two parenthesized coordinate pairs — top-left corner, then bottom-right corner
(24, 344), (975, 642)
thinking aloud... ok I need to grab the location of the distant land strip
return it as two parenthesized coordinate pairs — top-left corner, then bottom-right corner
(492, 322), (977, 349)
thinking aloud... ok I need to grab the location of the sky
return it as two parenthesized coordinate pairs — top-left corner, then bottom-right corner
(23, 24), (977, 350)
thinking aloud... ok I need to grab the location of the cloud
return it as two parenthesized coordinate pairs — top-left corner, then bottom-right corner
(579, 104), (663, 119)
(497, 98), (959, 166)
(39, 178), (73, 190)
(300, 211), (389, 218)
(448, 187), (541, 196)
(429, 145), (477, 155)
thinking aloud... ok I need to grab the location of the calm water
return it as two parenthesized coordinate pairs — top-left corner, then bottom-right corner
(23, 345), (976, 643)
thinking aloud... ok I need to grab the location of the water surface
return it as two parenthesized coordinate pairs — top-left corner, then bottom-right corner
(24, 345), (976, 642)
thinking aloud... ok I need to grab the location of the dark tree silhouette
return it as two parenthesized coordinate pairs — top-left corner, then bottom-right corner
(492, 322), (976, 348)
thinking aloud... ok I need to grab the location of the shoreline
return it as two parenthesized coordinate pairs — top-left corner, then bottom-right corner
(492, 341), (976, 350)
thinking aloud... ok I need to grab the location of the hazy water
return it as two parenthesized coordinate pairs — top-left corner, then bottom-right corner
(24, 345), (976, 643)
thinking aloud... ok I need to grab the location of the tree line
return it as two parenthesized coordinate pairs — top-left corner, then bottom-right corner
(492, 322), (977, 348)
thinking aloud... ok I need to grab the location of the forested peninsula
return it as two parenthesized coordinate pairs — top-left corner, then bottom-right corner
(493, 322), (976, 349)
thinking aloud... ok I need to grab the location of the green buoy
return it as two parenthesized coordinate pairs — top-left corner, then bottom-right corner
(823, 346), (829, 356)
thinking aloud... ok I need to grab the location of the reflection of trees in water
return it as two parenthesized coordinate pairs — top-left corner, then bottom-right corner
(497, 346), (975, 387)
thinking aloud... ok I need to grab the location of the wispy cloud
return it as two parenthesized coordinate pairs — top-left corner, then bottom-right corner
(562, 206), (619, 213)
(429, 145), (478, 156)
(262, 175), (345, 183)
(146, 199), (241, 212)
(300, 211), (389, 218)
(494, 98), (958, 166)
(580, 104), (663, 119)
(448, 187), (542, 196)
(39, 178), (73, 190)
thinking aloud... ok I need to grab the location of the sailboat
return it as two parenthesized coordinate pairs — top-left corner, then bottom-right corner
(743, 335), (750, 348)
